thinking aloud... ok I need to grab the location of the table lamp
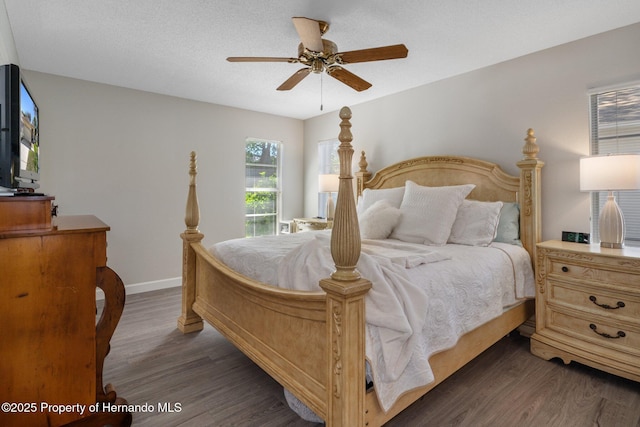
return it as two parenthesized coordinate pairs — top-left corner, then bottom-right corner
(580, 154), (640, 248)
(319, 174), (339, 220)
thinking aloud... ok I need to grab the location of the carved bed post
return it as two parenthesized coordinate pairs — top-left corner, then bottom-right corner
(319, 107), (372, 427)
(355, 150), (372, 198)
(178, 151), (205, 334)
(517, 129), (544, 270)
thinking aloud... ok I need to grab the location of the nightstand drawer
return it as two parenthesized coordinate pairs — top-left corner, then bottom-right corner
(549, 280), (640, 321)
(548, 257), (640, 287)
(548, 309), (639, 356)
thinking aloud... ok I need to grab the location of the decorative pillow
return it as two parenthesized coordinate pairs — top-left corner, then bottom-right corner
(359, 200), (402, 239)
(390, 181), (475, 245)
(357, 187), (405, 215)
(448, 200), (504, 246)
(494, 202), (522, 245)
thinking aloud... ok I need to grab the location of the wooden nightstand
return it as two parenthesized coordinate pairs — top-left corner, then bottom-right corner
(292, 217), (332, 232)
(531, 240), (640, 382)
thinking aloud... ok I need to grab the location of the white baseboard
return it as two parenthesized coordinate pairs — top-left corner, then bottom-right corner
(96, 277), (181, 300)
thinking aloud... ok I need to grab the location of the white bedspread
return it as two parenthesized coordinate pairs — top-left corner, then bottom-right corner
(210, 230), (535, 413)
(278, 234), (449, 385)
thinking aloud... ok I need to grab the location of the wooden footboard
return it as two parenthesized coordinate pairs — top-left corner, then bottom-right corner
(191, 243), (329, 416)
(180, 236), (371, 423)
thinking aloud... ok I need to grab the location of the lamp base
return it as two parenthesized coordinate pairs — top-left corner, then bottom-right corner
(326, 194), (335, 221)
(598, 192), (625, 249)
(600, 241), (623, 249)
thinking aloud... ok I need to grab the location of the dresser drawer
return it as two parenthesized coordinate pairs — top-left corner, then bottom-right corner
(549, 280), (640, 322)
(548, 308), (639, 356)
(547, 257), (640, 287)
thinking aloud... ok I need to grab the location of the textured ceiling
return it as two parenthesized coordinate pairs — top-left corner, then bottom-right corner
(5, 0), (640, 120)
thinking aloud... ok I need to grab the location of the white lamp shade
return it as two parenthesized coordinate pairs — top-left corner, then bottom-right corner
(580, 154), (640, 191)
(580, 153), (640, 248)
(319, 174), (340, 193)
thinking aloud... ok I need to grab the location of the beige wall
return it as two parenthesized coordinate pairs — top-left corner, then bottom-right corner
(23, 72), (304, 287)
(303, 22), (640, 244)
(0, 1), (18, 65)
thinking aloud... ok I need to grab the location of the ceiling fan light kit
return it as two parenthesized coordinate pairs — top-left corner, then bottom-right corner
(227, 17), (408, 92)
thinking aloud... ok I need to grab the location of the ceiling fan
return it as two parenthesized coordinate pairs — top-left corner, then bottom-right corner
(227, 17), (408, 92)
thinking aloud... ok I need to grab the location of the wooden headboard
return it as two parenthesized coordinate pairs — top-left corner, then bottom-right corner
(354, 129), (544, 268)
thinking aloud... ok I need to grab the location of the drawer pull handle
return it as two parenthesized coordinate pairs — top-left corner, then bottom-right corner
(561, 266), (569, 272)
(589, 323), (626, 339)
(589, 296), (625, 310)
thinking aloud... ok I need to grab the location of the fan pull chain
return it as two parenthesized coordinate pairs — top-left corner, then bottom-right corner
(320, 72), (324, 111)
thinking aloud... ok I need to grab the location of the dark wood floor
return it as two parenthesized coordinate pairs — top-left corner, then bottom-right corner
(101, 287), (640, 427)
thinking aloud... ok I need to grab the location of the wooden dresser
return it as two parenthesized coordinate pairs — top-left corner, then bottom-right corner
(531, 240), (640, 382)
(0, 197), (129, 426)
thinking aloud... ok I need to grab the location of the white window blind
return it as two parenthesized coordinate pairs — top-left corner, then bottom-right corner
(589, 84), (640, 246)
(318, 139), (339, 218)
(245, 138), (282, 237)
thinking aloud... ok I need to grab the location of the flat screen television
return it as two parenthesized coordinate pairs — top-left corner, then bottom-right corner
(0, 63), (40, 191)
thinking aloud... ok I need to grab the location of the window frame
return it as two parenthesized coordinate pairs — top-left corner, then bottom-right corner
(588, 81), (640, 247)
(244, 138), (282, 238)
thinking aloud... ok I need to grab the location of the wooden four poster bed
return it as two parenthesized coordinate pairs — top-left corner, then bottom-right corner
(178, 107), (544, 426)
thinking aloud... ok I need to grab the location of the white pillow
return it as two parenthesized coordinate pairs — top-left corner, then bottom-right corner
(448, 200), (504, 246)
(359, 200), (402, 239)
(390, 181), (475, 245)
(357, 187), (405, 215)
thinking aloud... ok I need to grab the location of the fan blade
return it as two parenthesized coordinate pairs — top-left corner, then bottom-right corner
(326, 67), (371, 92)
(336, 44), (408, 64)
(227, 57), (298, 63)
(292, 17), (324, 52)
(277, 68), (312, 91)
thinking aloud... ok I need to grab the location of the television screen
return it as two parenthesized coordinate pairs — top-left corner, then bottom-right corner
(0, 64), (41, 191)
(19, 79), (39, 180)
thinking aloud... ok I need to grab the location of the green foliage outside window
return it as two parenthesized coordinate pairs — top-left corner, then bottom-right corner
(245, 140), (281, 237)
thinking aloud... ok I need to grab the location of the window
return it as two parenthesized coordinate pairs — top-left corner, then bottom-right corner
(245, 138), (281, 237)
(589, 84), (640, 246)
(318, 139), (340, 217)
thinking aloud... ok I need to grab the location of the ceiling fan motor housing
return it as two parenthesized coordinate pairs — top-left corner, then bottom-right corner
(297, 39), (339, 72)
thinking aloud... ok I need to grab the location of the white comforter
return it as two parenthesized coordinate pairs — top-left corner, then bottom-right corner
(211, 230), (534, 413)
